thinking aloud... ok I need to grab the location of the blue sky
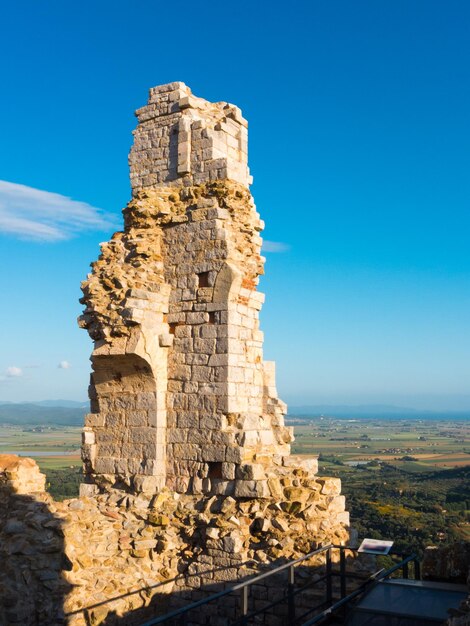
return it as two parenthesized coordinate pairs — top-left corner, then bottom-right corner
(0, 0), (469, 409)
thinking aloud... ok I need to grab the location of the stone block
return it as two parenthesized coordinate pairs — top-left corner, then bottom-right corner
(206, 527), (220, 540)
(225, 446), (243, 464)
(82, 428), (95, 445)
(127, 411), (148, 427)
(173, 443), (200, 461)
(94, 458), (116, 474)
(127, 427), (156, 444)
(79, 483), (99, 497)
(210, 479), (235, 496)
(234, 480), (270, 498)
(133, 475), (164, 493)
(210, 431), (235, 446)
(283, 486), (311, 504)
(159, 333), (174, 347)
(84, 413), (105, 428)
(235, 464), (266, 480)
(267, 478), (284, 500)
(188, 476), (204, 494)
(223, 535), (244, 553)
(133, 538), (157, 550)
(201, 446), (226, 462)
(335, 511), (350, 526)
(318, 477), (342, 496)
(221, 462), (236, 480)
(327, 495), (346, 513)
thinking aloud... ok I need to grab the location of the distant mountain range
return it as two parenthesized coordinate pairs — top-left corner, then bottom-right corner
(0, 399), (88, 408)
(288, 404), (470, 420)
(0, 400), (88, 425)
(0, 400), (468, 426)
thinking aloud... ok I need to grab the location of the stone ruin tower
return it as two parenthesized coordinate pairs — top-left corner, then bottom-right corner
(79, 82), (309, 497)
(0, 96), (454, 622)
(0, 84), (351, 626)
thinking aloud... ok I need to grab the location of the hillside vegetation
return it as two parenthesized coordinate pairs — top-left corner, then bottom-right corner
(291, 416), (469, 557)
(0, 411), (468, 556)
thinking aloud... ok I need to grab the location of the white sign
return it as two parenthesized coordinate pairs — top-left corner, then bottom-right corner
(358, 538), (394, 555)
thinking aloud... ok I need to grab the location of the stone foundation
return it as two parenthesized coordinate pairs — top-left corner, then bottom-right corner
(0, 456), (349, 625)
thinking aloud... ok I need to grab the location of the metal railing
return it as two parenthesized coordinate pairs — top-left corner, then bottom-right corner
(139, 545), (420, 625)
(301, 552), (419, 625)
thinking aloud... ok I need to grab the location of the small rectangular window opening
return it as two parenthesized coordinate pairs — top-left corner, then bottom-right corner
(198, 272), (210, 288)
(207, 462), (223, 479)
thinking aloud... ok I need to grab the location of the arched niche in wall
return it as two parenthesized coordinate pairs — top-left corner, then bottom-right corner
(88, 353), (164, 477)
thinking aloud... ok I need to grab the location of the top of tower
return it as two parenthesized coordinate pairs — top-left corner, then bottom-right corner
(129, 82), (251, 193)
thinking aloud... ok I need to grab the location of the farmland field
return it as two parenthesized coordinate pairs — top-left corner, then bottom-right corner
(0, 424), (81, 472)
(288, 415), (469, 555)
(290, 416), (469, 471)
(0, 415), (468, 553)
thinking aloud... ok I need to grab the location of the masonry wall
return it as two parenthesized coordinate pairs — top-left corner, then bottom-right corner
(0, 455), (350, 625)
(129, 82), (250, 190)
(79, 83), (293, 495)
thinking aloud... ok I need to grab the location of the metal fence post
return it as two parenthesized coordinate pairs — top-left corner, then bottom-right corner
(403, 559), (409, 579)
(340, 547), (346, 599)
(240, 585), (249, 625)
(326, 548), (332, 605)
(288, 564), (295, 624)
(414, 559), (421, 580)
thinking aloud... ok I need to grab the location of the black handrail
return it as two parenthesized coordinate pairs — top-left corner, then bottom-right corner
(300, 553), (418, 626)
(139, 545), (419, 626)
(140, 544), (333, 626)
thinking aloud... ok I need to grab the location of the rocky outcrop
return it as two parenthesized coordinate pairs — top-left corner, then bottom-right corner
(423, 543), (470, 584)
(0, 456), (70, 625)
(423, 544), (470, 626)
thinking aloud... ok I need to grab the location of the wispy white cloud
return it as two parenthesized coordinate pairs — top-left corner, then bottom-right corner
(58, 360), (71, 370)
(6, 366), (23, 377)
(262, 240), (290, 253)
(0, 180), (115, 241)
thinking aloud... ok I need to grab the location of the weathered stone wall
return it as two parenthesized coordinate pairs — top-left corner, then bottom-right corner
(79, 180), (294, 496)
(129, 82), (250, 191)
(423, 545), (470, 626)
(79, 83), (295, 495)
(423, 543), (470, 584)
(0, 456), (70, 625)
(0, 456), (349, 625)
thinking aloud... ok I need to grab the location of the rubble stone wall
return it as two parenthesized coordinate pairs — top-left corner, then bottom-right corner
(0, 456), (349, 625)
